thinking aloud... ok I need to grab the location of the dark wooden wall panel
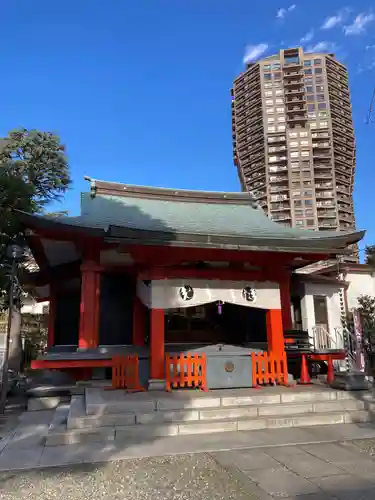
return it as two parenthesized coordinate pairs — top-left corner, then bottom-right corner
(99, 273), (134, 345)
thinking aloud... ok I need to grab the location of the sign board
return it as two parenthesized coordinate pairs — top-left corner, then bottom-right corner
(353, 309), (365, 372)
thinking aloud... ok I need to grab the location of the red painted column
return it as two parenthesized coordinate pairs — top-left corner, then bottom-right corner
(266, 309), (285, 356)
(150, 308), (165, 380)
(78, 261), (102, 349)
(279, 276), (292, 331)
(47, 287), (56, 349)
(132, 296), (145, 346)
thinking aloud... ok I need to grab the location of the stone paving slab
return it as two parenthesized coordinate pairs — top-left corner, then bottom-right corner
(246, 467), (322, 497)
(2, 420), (375, 474)
(300, 442), (375, 465)
(308, 474), (375, 500)
(264, 445), (344, 478)
(212, 449), (281, 472)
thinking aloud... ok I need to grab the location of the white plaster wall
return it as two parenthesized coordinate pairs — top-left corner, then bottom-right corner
(301, 282), (343, 348)
(149, 279), (281, 311)
(21, 299), (49, 315)
(346, 272), (375, 311)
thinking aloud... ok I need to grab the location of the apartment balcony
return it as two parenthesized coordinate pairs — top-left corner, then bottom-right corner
(315, 182), (333, 189)
(336, 184), (350, 194)
(247, 171), (266, 182)
(270, 194), (289, 202)
(284, 70), (304, 77)
(317, 210), (337, 218)
(338, 204), (354, 214)
(270, 204), (290, 211)
(284, 78), (304, 87)
(287, 114), (307, 123)
(333, 133), (355, 148)
(311, 132), (330, 140)
(285, 96), (306, 104)
(269, 175), (288, 183)
(316, 201), (336, 208)
(251, 181), (266, 190)
(268, 147), (287, 155)
(326, 60), (347, 77)
(314, 172), (332, 179)
(327, 77), (350, 95)
(331, 124), (354, 140)
(236, 122), (263, 138)
(252, 191), (267, 199)
(331, 116), (354, 132)
(312, 142), (331, 148)
(267, 135), (287, 144)
(247, 115), (263, 126)
(240, 155), (265, 167)
(283, 60), (302, 69)
(319, 220), (338, 228)
(337, 193), (351, 203)
(334, 147), (354, 160)
(284, 87), (305, 95)
(314, 162), (332, 169)
(269, 165), (288, 173)
(268, 156), (288, 164)
(286, 104), (307, 113)
(335, 176), (351, 187)
(330, 106), (353, 125)
(270, 185), (289, 193)
(238, 138), (264, 153)
(316, 191), (334, 198)
(313, 150), (332, 158)
(338, 213), (354, 223)
(330, 106), (353, 123)
(271, 214), (292, 221)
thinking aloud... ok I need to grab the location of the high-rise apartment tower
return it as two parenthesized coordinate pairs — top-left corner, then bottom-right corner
(231, 47), (356, 233)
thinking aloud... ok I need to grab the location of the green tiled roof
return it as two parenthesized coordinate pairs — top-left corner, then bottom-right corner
(77, 192), (344, 241)
(20, 181), (364, 253)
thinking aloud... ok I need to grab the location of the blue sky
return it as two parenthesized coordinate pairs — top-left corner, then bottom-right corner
(1, 0), (375, 252)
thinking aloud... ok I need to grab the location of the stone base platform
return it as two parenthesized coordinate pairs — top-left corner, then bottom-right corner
(38, 384), (375, 446)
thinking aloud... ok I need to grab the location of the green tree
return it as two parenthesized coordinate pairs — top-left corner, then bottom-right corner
(365, 245), (375, 267)
(0, 128), (70, 371)
(357, 294), (375, 348)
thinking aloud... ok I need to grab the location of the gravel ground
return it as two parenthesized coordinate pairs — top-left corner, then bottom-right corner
(350, 438), (375, 457)
(0, 453), (255, 500)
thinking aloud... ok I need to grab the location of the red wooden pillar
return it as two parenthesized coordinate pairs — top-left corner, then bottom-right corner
(47, 286), (56, 349)
(132, 296), (145, 346)
(266, 309), (285, 356)
(279, 276), (292, 331)
(78, 261), (102, 349)
(149, 308), (165, 388)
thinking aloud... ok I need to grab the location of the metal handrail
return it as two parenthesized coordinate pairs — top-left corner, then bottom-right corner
(335, 326), (364, 372)
(312, 325), (338, 351)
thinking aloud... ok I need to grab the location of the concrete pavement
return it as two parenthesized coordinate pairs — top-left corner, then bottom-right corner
(2, 439), (375, 499)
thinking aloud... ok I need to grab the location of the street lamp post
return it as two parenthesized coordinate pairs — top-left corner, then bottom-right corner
(0, 244), (23, 414)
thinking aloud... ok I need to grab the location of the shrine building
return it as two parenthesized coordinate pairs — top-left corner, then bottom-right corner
(22, 178), (364, 390)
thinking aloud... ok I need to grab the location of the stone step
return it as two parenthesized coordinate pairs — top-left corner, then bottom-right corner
(67, 393), (371, 429)
(46, 408), (374, 446)
(84, 386), (374, 415)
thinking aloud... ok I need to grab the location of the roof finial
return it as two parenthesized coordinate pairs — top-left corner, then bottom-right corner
(84, 176), (97, 198)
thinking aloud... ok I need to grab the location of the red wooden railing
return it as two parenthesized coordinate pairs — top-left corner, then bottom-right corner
(109, 355), (145, 391)
(165, 353), (208, 392)
(251, 351), (288, 387)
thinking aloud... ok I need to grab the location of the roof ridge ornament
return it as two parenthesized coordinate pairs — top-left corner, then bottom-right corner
(84, 176), (97, 199)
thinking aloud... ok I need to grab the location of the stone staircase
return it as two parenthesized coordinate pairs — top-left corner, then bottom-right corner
(44, 386), (375, 446)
